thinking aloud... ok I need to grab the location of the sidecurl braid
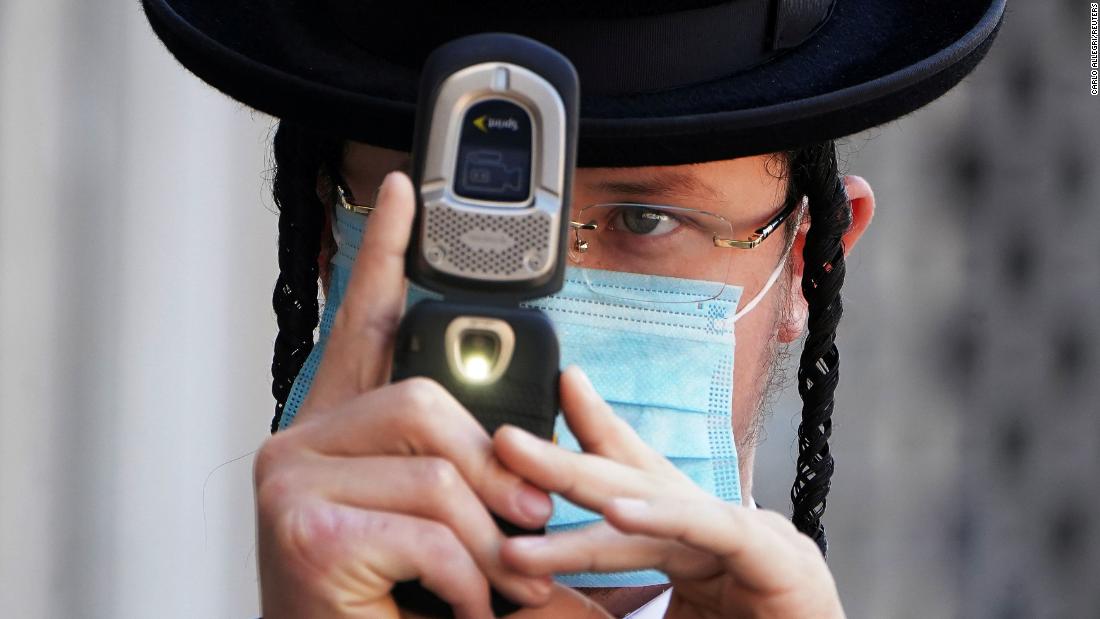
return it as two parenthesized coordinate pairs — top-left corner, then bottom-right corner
(781, 142), (851, 556)
(268, 122), (343, 433)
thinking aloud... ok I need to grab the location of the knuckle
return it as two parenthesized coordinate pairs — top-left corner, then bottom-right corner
(277, 503), (400, 582)
(332, 302), (400, 351)
(272, 502), (311, 553)
(396, 377), (448, 419)
(253, 433), (293, 485)
(292, 502), (341, 548)
(273, 502), (345, 576)
(255, 468), (300, 515)
(416, 457), (463, 494)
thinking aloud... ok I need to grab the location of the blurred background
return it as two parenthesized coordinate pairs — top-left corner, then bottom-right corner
(1, 1), (1096, 618)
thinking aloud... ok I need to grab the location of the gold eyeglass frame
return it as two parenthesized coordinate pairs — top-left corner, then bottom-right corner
(569, 195), (808, 253)
(336, 183), (378, 215)
(336, 174), (808, 255)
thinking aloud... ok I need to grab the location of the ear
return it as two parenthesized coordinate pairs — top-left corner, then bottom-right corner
(778, 175), (876, 343)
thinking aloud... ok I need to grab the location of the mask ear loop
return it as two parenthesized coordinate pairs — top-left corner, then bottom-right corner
(732, 195), (808, 323)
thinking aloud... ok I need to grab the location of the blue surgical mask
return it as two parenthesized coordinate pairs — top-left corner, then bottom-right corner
(279, 202), (792, 588)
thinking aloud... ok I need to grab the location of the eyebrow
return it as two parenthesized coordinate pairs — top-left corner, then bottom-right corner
(585, 169), (726, 203)
(334, 157), (412, 197)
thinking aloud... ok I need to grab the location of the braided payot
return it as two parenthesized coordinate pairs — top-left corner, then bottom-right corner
(788, 142), (851, 557)
(269, 122), (342, 433)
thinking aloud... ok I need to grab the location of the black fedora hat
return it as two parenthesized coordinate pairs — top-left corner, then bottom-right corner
(142, 0), (1007, 166)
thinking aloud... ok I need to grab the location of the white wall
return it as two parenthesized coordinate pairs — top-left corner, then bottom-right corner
(1, 2), (274, 617)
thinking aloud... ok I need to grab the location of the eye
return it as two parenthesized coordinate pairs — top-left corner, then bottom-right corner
(610, 207), (681, 236)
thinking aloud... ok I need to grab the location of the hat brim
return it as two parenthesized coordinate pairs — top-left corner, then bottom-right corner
(143, 0), (1006, 166)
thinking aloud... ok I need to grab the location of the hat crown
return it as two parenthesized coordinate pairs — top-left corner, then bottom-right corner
(326, 0), (741, 19)
(143, 0), (1006, 165)
(322, 0), (837, 95)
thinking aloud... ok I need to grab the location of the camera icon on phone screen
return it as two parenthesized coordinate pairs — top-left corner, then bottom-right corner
(462, 149), (524, 196)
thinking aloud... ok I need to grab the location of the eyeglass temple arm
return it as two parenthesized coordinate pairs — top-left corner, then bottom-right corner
(336, 183), (376, 215)
(713, 198), (802, 250)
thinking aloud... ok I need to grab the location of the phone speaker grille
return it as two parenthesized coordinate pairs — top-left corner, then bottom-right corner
(424, 205), (552, 280)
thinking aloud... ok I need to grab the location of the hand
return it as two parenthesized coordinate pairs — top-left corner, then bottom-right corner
(494, 366), (847, 619)
(254, 172), (558, 619)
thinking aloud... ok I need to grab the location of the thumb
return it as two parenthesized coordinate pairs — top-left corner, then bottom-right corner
(301, 171), (416, 417)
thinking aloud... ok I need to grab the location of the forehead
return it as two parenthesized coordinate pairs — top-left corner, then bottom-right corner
(341, 141), (787, 209)
(574, 156), (786, 208)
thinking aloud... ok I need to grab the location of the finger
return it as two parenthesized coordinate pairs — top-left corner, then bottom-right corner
(602, 496), (803, 590)
(290, 379), (553, 530)
(304, 171), (416, 413)
(558, 365), (661, 470)
(266, 500), (493, 619)
(500, 521), (720, 581)
(279, 454), (554, 607)
(506, 583), (616, 619)
(341, 171), (415, 328)
(494, 423), (666, 514)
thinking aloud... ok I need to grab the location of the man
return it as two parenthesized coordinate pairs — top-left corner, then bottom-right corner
(142, 0), (1007, 616)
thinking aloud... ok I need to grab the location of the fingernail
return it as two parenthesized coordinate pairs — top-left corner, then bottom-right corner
(609, 497), (649, 518)
(376, 170), (397, 202)
(509, 536), (549, 552)
(517, 484), (552, 521)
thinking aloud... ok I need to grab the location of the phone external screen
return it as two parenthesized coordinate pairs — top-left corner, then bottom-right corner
(453, 99), (533, 204)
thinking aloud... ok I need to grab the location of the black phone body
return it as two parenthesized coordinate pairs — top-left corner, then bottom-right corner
(392, 300), (560, 443)
(390, 301), (560, 617)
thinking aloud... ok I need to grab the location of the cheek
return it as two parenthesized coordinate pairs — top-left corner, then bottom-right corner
(730, 303), (782, 436)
